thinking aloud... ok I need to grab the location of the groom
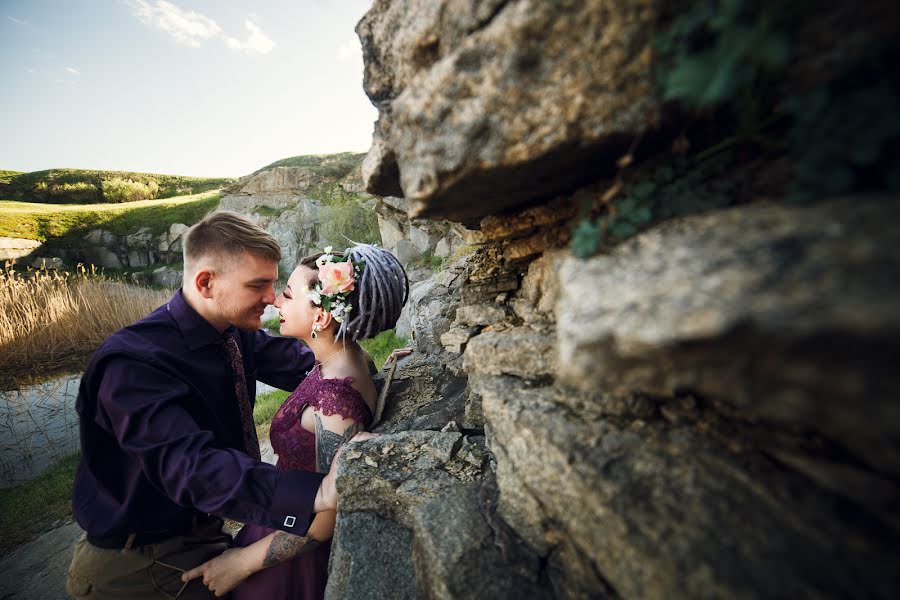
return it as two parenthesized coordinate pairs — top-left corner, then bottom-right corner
(67, 211), (341, 599)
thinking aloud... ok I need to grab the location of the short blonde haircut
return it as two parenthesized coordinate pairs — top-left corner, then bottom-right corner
(183, 211), (281, 274)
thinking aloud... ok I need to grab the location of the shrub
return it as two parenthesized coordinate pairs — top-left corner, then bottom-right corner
(413, 250), (445, 272)
(316, 202), (380, 248)
(47, 181), (98, 203)
(101, 177), (159, 203)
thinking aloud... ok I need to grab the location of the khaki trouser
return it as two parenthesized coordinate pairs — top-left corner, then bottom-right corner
(66, 527), (231, 600)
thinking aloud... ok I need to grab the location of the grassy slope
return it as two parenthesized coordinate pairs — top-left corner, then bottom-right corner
(0, 453), (78, 555)
(0, 170), (23, 185)
(0, 168), (234, 204)
(0, 190), (220, 244)
(253, 152), (364, 178)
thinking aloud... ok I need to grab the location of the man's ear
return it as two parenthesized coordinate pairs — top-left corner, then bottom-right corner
(193, 269), (215, 299)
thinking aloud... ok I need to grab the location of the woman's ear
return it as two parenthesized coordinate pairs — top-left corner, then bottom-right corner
(314, 308), (333, 332)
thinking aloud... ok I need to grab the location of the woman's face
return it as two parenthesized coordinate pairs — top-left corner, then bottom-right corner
(273, 265), (320, 340)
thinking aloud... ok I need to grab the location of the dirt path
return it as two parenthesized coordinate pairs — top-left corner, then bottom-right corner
(0, 519), (82, 600)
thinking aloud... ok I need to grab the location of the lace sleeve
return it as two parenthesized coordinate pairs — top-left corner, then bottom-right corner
(308, 376), (373, 427)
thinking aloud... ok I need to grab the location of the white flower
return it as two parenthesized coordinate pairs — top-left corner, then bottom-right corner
(324, 246), (333, 254)
(305, 286), (322, 305)
(315, 255), (329, 268)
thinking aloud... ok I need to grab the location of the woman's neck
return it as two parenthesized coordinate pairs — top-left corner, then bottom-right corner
(307, 335), (355, 366)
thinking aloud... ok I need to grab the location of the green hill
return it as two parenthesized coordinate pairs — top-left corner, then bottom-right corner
(0, 168), (235, 205)
(252, 152), (364, 180)
(0, 191), (221, 245)
(0, 170), (24, 185)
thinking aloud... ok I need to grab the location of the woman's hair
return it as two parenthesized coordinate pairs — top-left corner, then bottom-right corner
(299, 244), (409, 342)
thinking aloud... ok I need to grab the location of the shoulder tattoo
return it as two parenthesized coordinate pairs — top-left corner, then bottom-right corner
(314, 412), (361, 474)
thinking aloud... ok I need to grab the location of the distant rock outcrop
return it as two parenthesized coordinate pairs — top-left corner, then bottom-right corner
(218, 154), (377, 274)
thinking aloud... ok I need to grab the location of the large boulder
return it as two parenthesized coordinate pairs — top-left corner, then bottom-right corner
(328, 431), (552, 600)
(358, 0), (662, 221)
(556, 197), (900, 477)
(0, 237), (42, 261)
(453, 196), (900, 597)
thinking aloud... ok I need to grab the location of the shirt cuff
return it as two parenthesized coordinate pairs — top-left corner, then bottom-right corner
(268, 470), (325, 533)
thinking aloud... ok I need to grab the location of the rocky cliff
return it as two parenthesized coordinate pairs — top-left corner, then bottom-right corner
(218, 153), (381, 275)
(325, 1), (900, 598)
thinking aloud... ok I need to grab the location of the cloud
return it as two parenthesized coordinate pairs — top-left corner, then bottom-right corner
(337, 37), (360, 61)
(131, 1), (274, 55)
(65, 66), (81, 75)
(132, 0), (221, 48)
(7, 16), (30, 26)
(224, 18), (275, 55)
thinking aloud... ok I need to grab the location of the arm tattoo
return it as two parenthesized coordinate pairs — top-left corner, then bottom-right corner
(263, 532), (321, 567)
(314, 412), (361, 474)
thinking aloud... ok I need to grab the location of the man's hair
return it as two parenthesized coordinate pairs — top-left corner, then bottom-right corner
(183, 211), (281, 273)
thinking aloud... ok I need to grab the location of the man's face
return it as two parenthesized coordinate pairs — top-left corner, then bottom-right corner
(210, 251), (278, 331)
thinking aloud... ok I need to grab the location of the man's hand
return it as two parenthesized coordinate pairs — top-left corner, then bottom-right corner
(313, 431), (381, 512)
(182, 547), (255, 597)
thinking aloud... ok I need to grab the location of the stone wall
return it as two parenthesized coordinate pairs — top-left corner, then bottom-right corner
(4, 224), (189, 274)
(327, 1), (900, 598)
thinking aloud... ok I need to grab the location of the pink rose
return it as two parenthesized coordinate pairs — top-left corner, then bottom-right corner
(319, 260), (355, 295)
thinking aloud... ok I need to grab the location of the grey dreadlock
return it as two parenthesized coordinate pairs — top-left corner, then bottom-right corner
(299, 244), (409, 342)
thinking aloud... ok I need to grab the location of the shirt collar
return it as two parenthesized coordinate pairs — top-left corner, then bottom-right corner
(167, 288), (234, 350)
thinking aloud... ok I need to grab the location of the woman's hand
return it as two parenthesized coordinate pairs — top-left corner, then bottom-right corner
(182, 547), (256, 597)
(384, 347), (413, 366)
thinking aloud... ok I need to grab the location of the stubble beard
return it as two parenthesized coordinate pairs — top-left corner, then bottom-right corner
(217, 299), (263, 332)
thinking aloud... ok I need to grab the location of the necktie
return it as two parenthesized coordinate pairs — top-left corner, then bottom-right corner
(221, 335), (261, 461)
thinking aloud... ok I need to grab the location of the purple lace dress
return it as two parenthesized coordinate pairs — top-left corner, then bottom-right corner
(232, 367), (372, 600)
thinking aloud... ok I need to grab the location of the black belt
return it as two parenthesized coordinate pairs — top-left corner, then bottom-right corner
(87, 515), (222, 550)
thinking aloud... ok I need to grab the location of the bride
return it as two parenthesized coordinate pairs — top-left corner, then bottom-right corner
(182, 243), (409, 599)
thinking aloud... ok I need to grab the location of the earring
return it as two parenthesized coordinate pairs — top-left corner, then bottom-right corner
(311, 324), (321, 339)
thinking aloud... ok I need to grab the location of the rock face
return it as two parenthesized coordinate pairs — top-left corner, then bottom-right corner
(358, 0), (662, 220)
(328, 431), (551, 600)
(38, 223), (190, 270)
(0, 237), (42, 261)
(374, 196), (462, 285)
(328, 2), (900, 591)
(335, 195), (900, 599)
(219, 156), (379, 274)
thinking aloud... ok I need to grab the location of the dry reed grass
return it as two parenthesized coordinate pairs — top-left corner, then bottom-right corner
(0, 260), (172, 389)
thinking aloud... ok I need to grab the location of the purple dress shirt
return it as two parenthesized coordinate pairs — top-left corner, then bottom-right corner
(72, 289), (322, 538)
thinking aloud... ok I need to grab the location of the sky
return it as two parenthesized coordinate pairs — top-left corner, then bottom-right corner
(0, 0), (378, 177)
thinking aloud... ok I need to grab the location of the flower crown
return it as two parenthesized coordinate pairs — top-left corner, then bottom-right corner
(302, 246), (365, 323)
